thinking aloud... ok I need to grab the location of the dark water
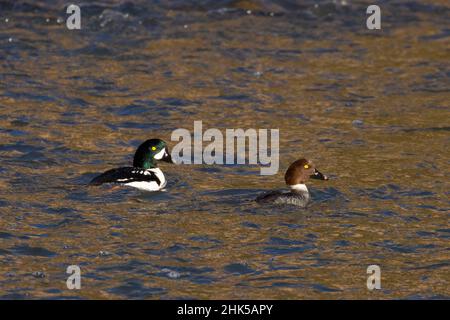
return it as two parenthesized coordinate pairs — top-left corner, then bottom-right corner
(0, 0), (449, 299)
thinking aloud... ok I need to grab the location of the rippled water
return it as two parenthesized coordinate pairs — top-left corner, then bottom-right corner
(0, 0), (449, 299)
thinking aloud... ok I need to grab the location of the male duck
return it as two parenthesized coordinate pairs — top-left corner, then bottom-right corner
(89, 139), (174, 191)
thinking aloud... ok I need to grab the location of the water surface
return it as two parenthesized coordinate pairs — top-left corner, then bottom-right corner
(0, 0), (449, 299)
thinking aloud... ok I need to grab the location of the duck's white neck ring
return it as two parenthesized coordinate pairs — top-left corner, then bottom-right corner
(289, 184), (309, 193)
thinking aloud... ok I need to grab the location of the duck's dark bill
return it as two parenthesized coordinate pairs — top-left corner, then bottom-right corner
(162, 150), (174, 163)
(311, 169), (328, 180)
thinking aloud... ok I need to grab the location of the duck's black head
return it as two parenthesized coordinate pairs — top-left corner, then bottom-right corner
(133, 139), (173, 169)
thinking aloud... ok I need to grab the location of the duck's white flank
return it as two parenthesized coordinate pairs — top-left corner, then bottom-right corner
(125, 168), (166, 191)
(125, 181), (160, 191)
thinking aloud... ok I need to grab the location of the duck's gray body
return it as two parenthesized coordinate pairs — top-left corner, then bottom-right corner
(256, 185), (310, 207)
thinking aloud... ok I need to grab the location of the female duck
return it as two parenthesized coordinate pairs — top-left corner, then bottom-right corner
(89, 139), (174, 191)
(256, 158), (328, 207)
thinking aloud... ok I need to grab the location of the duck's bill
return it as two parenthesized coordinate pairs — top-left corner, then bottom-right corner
(311, 168), (328, 180)
(161, 149), (174, 163)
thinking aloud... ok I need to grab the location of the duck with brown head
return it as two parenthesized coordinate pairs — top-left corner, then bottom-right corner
(256, 158), (328, 207)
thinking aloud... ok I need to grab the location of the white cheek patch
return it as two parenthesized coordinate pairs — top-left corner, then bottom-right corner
(153, 148), (166, 160)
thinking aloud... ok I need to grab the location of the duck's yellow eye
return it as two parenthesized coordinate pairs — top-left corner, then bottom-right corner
(151, 146), (157, 151)
(304, 165), (309, 169)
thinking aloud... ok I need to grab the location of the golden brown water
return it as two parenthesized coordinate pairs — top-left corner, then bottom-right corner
(0, 0), (449, 299)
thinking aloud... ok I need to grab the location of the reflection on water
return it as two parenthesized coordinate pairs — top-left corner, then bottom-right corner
(0, 0), (449, 299)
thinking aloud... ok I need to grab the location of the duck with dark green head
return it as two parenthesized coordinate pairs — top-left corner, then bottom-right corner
(89, 139), (174, 191)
